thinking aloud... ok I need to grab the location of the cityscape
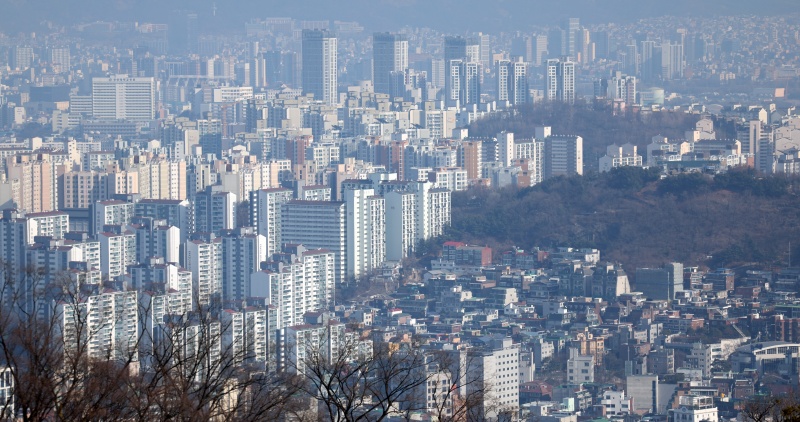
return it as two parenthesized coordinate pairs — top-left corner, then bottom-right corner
(0, 1), (798, 421)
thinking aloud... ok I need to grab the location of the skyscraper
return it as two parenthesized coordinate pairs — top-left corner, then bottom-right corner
(661, 42), (685, 80)
(372, 33), (408, 96)
(546, 58), (575, 104)
(497, 58), (528, 106)
(565, 18), (580, 58)
(92, 75), (156, 122)
(302, 29), (338, 105)
(446, 59), (481, 108)
(444, 36), (480, 106)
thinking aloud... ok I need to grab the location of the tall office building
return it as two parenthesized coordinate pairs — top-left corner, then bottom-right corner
(533, 35), (548, 66)
(92, 75), (156, 122)
(497, 58), (528, 106)
(565, 18), (580, 57)
(372, 33), (408, 96)
(477, 32), (491, 69)
(544, 135), (583, 179)
(546, 58), (575, 104)
(636, 262), (684, 301)
(302, 30), (338, 105)
(661, 42), (685, 80)
(640, 40), (658, 82)
(548, 28), (566, 57)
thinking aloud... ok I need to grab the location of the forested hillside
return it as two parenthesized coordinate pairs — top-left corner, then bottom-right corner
(467, 103), (718, 170)
(445, 168), (800, 277)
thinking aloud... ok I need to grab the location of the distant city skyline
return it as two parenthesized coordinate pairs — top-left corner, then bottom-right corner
(0, 0), (797, 33)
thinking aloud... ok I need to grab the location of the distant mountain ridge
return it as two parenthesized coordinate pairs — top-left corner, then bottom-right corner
(0, 0), (795, 34)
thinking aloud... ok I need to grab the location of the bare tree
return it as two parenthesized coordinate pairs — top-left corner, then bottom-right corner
(291, 325), (432, 422)
(0, 261), (305, 422)
(422, 348), (495, 422)
(741, 392), (800, 422)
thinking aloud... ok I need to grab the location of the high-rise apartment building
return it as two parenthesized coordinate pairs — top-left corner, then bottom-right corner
(58, 289), (139, 361)
(10, 46), (34, 70)
(252, 245), (336, 328)
(459, 140), (483, 180)
(444, 36), (480, 107)
(92, 200), (135, 235)
(372, 33), (408, 96)
(6, 153), (58, 213)
(455, 337), (520, 420)
(446, 60), (481, 108)
(194, 186), (236, 234)
(218, 228), (267, 304)
(544, 135), (583, 179)
(49, 47), (70, 73)
(249, 188), (294, 257)
(281, 201), (346, 284)
(661, 42), (685, 80)
(497, 58), (528, 106)
(546, 58), (575, 104)
(98, 225), (137, 279)
(186, 233), (223, 307)
(92, 75), (156, 122)
(130, 216), (180, 265)
(345, 186), (385, 280)
(302, 30), (338, 105)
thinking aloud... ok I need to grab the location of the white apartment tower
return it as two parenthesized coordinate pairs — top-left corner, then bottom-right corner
(251, 245), (336, 329)
(59, 289), (139, 362)
(98, 227), (137, 279)
(186, 233), (223, 307)
(302, 30), (338, 105)
(385, 191), (417, 261)
(546, 58), (576, 104)
(249, 188), (294, 257)
(497, 58), (528, 106)
(345, 187), (385, 281)
(91, 75), (156, 122)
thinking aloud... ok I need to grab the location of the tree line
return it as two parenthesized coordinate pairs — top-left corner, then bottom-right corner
(0, 262), (503, 421)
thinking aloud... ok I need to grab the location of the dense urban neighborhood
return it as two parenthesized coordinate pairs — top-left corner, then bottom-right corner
(0, 7), (798, 421)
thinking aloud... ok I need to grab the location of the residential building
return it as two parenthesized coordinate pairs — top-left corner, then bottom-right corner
(302, 30), (338, 105)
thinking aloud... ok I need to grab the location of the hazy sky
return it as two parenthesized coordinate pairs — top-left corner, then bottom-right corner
(0, 0), (796, 33)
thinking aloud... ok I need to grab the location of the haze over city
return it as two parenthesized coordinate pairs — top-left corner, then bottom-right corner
(0, 1), (798, 421)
